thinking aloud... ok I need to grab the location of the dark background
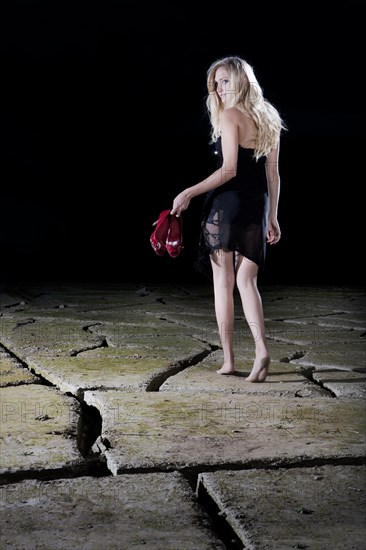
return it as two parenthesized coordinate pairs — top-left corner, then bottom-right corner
(1, 0), (364, 287)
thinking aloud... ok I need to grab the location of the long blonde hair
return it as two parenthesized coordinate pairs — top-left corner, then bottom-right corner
(206, 56), (287, 160)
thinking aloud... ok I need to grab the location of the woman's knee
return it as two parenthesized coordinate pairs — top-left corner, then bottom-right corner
(211, 251), (235, 290)
(213, 268), (235, 291)
(235, 256), (258, 290)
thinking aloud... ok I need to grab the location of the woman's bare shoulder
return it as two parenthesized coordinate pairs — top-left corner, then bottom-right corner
(222, 107), (244, 120)
(223, 108), (257, 146)
(223, 107), (254, 127)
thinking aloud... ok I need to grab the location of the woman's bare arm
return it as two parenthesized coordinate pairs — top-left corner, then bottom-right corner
(265, 144), (281, 244)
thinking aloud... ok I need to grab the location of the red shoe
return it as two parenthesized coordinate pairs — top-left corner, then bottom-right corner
(150, 210), (171, 256)
(166, 215), (183, 258)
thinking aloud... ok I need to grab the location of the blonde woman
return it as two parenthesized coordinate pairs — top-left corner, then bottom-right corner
(171, 56), (286, 382)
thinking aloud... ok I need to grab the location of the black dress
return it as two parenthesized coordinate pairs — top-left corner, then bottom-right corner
(195, 136), (269, 278)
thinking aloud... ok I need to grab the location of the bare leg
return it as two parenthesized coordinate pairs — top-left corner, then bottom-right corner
(235, 255), (270, 382)
(210, 250), (236, 374)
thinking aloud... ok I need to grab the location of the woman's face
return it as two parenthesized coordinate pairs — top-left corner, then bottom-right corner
(215, 67), (232, 104)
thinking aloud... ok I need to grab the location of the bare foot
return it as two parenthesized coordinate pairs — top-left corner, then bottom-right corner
(245, 356), (270, 383)
(216, 364), (236, 375)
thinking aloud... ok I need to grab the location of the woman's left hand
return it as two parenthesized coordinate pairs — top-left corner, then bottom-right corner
(171, 190), (191, 217)
(266, 218), (281, 244)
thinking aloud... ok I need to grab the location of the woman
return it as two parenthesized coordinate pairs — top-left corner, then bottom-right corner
(171, 56), (286, 382)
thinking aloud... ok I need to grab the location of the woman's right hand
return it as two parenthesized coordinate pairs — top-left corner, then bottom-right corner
(171, 189), (191, 217)
(266, 218), (281, 244)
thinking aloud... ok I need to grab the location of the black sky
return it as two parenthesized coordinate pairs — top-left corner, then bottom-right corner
(1, 0), (365, 286)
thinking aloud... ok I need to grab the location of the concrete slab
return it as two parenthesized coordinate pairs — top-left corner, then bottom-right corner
(0, 385), (84, 478)
(160, 351), (330, 397)
(293, 348), (366, 371)
(0, 472), (225, 550)
(283, 314), (366, 331)
(259, 290), (365, 330)
(1, 309), (201, 348)
(0, 284), (214, 318)
(24, 335), (210, 394)
(83, 391), (366, 474)
(0, 348), (39, 386)
(312, 368), (366, 398)
(0, 293), (26, 309)
(1, 311), (213, 395)
(197, 465), (366, 550)
(0, 284), (365, 547)
(93, 322), (204, 345)
(10, 301), (211, 325)
(0, 317), (106, 357)
(267, 320), (364, 346)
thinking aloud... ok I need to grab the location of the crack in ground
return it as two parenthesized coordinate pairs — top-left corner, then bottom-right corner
(0, 342), (110, 481)
(0, 342), (53, 386)
(146, 344), (220, 391)
(14, 318), (36, 328)
(1, 286), (364, 549)
(296, 365), (337, 397)
(70, 337), (109, 356)
(0, 325), (357, 549)
(1, 346), (363, 549)
(183, 454), (366, 550)
(1, 301), (27, 309)
(271, 311), (347, 322)
(279, 350), (306, 363)
(82, 322), (103, 332)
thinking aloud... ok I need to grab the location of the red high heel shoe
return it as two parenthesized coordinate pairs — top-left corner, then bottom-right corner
(166, 214), (183, 258)
(150, 209), (171, 256)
